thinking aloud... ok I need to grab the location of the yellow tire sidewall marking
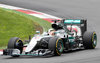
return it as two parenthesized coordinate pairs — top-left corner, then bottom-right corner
(56, 39), (63, 55)
(92, 32), (96, 48)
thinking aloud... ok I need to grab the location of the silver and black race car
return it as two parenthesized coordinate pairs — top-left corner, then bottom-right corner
(3, 19), (97, 57)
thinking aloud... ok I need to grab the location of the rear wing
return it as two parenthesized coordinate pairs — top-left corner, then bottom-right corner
(64, 19), (87, 35)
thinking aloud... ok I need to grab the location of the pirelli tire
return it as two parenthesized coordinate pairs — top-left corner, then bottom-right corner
(8, 37), (23, 57)
(48, 37), (64, 56)
(83, 31), (97, 49)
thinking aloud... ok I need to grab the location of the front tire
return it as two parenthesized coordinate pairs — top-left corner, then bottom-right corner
(83, 31), (97, 49)
(8, 37), (23, 57)
(48, 37), (64, 56)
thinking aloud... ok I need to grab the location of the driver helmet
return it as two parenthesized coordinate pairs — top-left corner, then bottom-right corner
(48, 28), (55, 36)
(48, 28), (54, 33)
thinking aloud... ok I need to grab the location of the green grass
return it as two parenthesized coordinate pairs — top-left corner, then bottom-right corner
(3, 8), (51, 31)
(0, 8), (51, 48)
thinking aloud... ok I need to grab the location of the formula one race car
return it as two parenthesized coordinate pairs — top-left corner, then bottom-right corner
(3, 19), (97, 57)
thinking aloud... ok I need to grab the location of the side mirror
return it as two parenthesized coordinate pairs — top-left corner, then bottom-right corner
(29, 35), (31, 42)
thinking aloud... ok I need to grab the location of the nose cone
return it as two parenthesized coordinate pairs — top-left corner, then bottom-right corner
(25, 37), (37, 52)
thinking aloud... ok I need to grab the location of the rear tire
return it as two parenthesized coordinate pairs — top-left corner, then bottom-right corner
(8, 37), (23, 57)
(83, 31), (97, 49)
(48, 37), (64, 56)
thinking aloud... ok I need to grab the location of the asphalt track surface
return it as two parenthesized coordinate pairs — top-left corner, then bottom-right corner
(0, 0), (100, 63)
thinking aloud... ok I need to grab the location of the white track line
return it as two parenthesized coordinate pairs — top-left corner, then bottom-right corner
(0, 4), (24, 9)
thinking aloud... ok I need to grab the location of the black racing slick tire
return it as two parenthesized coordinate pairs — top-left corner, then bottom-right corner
(8, 37), (23, 57)
(48, 37), (64, 56)
(83, 31), (97, 49)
